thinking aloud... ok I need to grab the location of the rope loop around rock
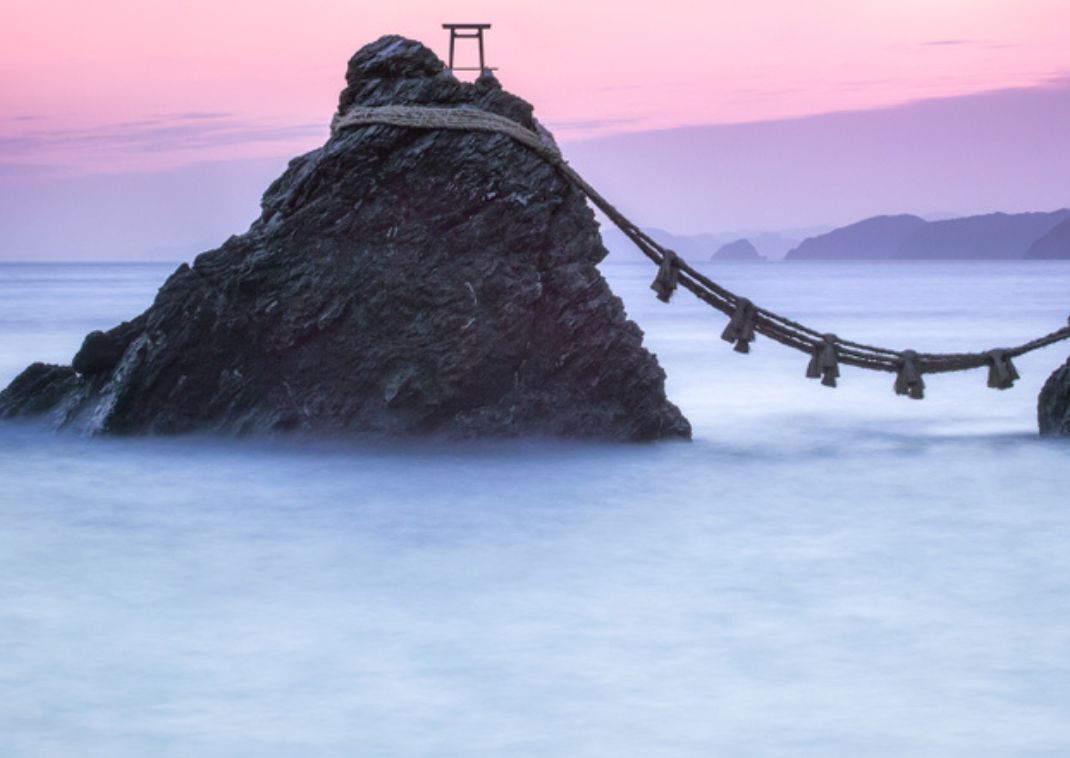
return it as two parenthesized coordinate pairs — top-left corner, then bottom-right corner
(332, 103), (1070, 400)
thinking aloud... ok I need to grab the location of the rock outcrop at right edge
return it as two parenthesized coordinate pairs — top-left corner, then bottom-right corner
(1038, 357), (1070, 436)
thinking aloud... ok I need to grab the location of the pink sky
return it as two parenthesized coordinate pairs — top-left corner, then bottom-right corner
(3, 0), (1069, 173)
(2, 0), (1069, 259)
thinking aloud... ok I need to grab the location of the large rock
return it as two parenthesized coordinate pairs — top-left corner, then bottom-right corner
(1038, 358), (1070, 437)
(0, 36), (690, 442)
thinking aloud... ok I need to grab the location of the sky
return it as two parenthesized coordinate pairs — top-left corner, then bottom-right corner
(2, 0), (1069, 258)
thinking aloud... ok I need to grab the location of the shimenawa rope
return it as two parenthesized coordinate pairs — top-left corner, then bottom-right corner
(332, 104), (1070, 399)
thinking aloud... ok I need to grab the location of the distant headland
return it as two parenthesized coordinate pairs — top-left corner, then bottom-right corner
(785, 209), (1070, 261)
(601, 209), (1070, 262)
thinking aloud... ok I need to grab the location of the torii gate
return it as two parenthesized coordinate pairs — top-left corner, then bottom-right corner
(442, 23), (496, 73)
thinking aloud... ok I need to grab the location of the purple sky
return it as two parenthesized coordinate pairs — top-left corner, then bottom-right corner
(2, 77), (1068, 261)
(566, 77), (1070, 234)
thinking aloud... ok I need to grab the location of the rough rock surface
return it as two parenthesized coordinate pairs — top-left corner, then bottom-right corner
(1038, 357), (1070, 437)
(0, 36), (690, 442)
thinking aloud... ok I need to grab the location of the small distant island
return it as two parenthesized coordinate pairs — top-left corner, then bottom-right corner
(784, 209), (1070, 261)
(711, 238), (765, 263)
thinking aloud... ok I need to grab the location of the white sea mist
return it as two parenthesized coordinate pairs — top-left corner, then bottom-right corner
(2, 260), (1069, 757)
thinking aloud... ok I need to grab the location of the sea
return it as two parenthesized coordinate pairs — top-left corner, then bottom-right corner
(1, 260), (1069, 757)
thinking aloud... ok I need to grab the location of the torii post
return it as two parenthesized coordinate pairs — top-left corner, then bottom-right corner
(442, 23), (495, 73)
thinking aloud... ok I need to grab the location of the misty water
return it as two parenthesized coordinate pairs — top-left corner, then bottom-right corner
(2, 260), (1069, 757)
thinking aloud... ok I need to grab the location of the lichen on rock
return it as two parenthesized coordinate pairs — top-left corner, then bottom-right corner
(0, 35), (690, 442)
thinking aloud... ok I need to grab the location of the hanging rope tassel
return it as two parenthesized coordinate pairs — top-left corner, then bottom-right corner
(806, 333), (840, 387)
(650, 249), (680, 303)
(894, 349), (926, 399)
(721, 298), (757, 353)
(986, 349), (1020, 390)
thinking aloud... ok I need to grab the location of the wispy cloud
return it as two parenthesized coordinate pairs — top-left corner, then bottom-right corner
(542, 116), (640, 133)
(0, 112), (326, 172)
(1040, 73), (1070, 87)
(1, 112), (324, 155)
(169, 111), (233, 120)
(0, 161), (63, 177)
(920, 38), (1016, 51)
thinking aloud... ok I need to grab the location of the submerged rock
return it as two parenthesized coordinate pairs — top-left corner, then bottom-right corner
(1038, 357), (1070, 437)
(0, 36), (690, 442)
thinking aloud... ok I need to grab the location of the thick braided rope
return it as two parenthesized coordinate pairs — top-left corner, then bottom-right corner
(332, 105), (564, 162)
(333, 104), (1070, 393)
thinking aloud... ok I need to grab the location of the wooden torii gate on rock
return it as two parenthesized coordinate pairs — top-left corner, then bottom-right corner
(442, 23), (495, 73)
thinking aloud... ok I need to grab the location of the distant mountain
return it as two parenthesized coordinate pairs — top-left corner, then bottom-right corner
(599, 227), (724, 262)
(1024, 217), (1070, 259)
(897, 210), (1070, 260)
(784, 215), (927, 261)
(644, 228), (726, 260)
(745, 232), (806, 260)
(785, 209), (1070, 261)
(712, 239), (765, 262)
(599, 226), (818, 262)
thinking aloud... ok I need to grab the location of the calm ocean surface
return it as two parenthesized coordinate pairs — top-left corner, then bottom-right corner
(2, 260), (1069, 757)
